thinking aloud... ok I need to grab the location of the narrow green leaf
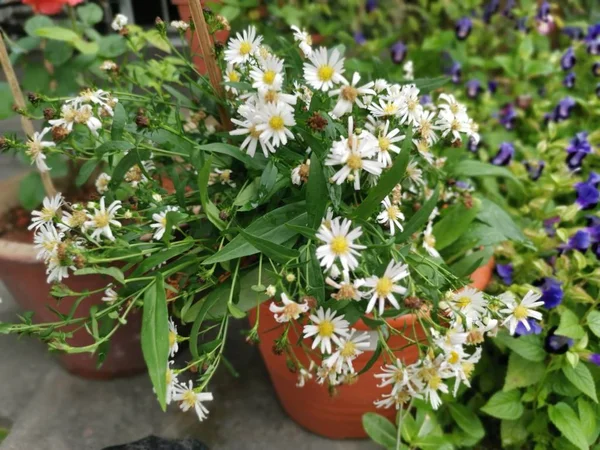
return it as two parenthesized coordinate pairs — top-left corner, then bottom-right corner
(305, 244), (324, 302)
(450, 160), (524, 195)
(35, 26), (78, 42)
(433, 198), (481, 250)
(111, 103), (127, 141)
(548, 402), (589, 450)
(480, 390), (524, 420)
(357, 342), (382, 376)
(227, 302), (246, 318)
(395, 186), (439, 243)
(237, 229), (299, 263)
(141, 275), (169, 411)
(131, 238), (194, 276)
(362, 413), (397, 449)
(109, 149), (150, 188)
(476, 198), (526, 243)
(196, 143), (266, 170)
(563, 363), (598, 403)
(354, 128), (413, 220)
(74, 266), (125, 284)
(75, 160), (98, 187)
(197, 155), (226, 231)
(189, 289), (223, 359)
(306, 153), (328, 229)
(95, 140), (134, 157)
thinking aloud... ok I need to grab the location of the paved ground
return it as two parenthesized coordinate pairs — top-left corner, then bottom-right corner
(0, 119), (378, 450)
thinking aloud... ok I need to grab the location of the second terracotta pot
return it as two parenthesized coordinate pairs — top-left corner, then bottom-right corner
(249, 258), (495, 439)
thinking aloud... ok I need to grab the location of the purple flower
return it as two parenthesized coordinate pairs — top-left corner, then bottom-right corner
(549, 96), (576, 122)
(536, 1), (551, 22)
(563, 72), (576, 89)
(366, 0), (377, 13)
(545, 327), (573, 354)
(492, 142), (515, 166)
(499, 103), (517, 129)
(588, 353), (600, 366)
(524, 160), (545, 181)
(563, 26), (584, 40)
(488, 80), (498, 94)
(449, 61), (462, 84)
(585, 23), (600, 55)
(354, 31), (366, 45)
(502, 0), (516, 18)
(466, 79), (483, 98)
(496, 263), (513, 285)
(543, 216), (560, 237)
(561, 47), (576, 70)
(467, 135), (480, 153)
(593, 62), (600, 77)
(515, 319), (543, 337)
(456, 17), (473, 40)
(575, 181), (600, 210)
(390, 41), (407, 64)
(540, 278), (563, 308)
(568, 229), (592, 251)
(587, 172), (600, 187)
(420, 94), (432, 106)
(483, 0), (500, 24)
(515, 16), (529, 33)
(566, 131), (592, 168)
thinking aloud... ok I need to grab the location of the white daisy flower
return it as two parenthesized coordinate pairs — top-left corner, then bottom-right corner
(255, 101), (296, 148)
(99, 60), (118, 71)
(101, 287), (118, 303)
(316, 216), (365, 272)
(418, 357), (450, 410)
(406, 160), (424, 188)
(168, 318), (179, 357)
(373, 79), (389, 93)
(415, 110), (439, 144)
(303, 307), (350, 354)
(95, 173), (111, 194)
(111, 14), (128, 31)
(48, 104), (78, 133)
(303, 46), (346, 91)
(250, 55), (284, 91)
(325, 270), (364, 301)
(435, 109), (470, 143)
(172, 380), (213, 422)
(369, 98), (401, 118)
(291, 25), (313, 56)
(165, 362), (179, 405)
(269, 293), (309, 323)
(46, 252), (76, 283)
(437, 93), (466, 116)
(500, 290), (544, 336)
(29, 193), (64, 230)
(33, 223), (64, 261)
(443, 287), (488, 327)
(170, 20), (189, 31)
(265, 285), (277, 297)
(230, 105), (275, 158)
(328, 72), (375, 117)
(377, 197), (405, 235)
(150, 206), (180, 241)
(74, 105), (102, 135)
(374, 120), (404, 167)
(362, 259), (409, 315)
(68, 88), (116, 113)
(296, 362), (315, 387)
(25, 128), (54, 172)
(403, 60), (414, 80)
(291, 159), (310, 186)
(447, 347), (481, 396)
(224, 26), (263, 64)
(397, 84), (422, 126)
(84, 197), (122, 241)
(224, 64), (242, 94)
(324, 329), (370, 373)
(422, 223), (439, 259)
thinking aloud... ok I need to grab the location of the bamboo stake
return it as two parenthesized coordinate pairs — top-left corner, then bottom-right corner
(187, 0), (232, 130)
(0, 31), (57, 197)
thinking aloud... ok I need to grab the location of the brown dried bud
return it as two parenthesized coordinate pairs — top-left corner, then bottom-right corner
(272, 344), (284, 356)
(451, 138), (463, 148)
(155, 16), (164, 25)
(307, 112), (328, 131)
(135, 114), (149, 128)
(463, 193), (474, 209)
(27, 92), (41, 104)
(119, 27), (129, 37)
(52, 126), (70, 142)
(43, 108), (55, 120)
(413, 202), (421, 211)
(73, 254), (86, 269)
(404, 296), (423, 309)
(218, 210), (229, 221)
(286, 358), (297, 373)
(0, 136), (7, 151)
(516, 95), (532, 110)
(301, 295), (317, 309)
(447, 178), (456, 186)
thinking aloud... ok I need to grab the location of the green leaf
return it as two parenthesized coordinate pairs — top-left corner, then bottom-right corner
(257, 160), (278, 204)
(196, 143), (266, 170)
(75, 160), (98, 187)
(197, 155), (226, 232)
(448, 404), (484, 441)
(306, 153), (328, 230)
(97, 34), (128, 58)
(548, 402), (589, 450)
(76, 3), (103, 25)
(433, 198), (481, 250)
(0, 83), (15, 120)
(74, 266), (125, 285)
(44, 40), (73, 66)
(578, 397), (598, 445)
(357, 342), (382, 376)
(305, 244), (325, 302)
(227, 302), (246, 319)
(189, 289), (223, 359)
(493, 332), (546, 362)
(354, 128), (413, 220)
(18, 172), (46, 210)
(450, 160), (524, 195)
(109, 148), (150, 188)
(362, 413), (396, 449)
(451, 247), (493, 278)
(95, 140), (134, 157)
(395, 186), (439, 243)
(35, 27), (78, 42)
(563, 363), (598, 403)
(411, 76), (449, 93)
(237, 229), (300, 263)
(504, 353), (545, 391)
(586, 310), (600, 338)
(131, 238), (194, 277)
(476, 198), (526, 243)
(203, 203), (307, 265)
(500, 419), (529, 447)
(480, 390), (524, 420)
(555, 309), (585, 339)
(72, 38), (99, 55)
(141, 275), (169, 411)
(111, 103), (127, 141)
(144, 29), (171, 53)
(24, 16), (54, 37)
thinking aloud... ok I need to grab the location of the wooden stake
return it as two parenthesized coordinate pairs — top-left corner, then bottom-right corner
(187, 0), (232, 130)
(0, 31), (57, 197)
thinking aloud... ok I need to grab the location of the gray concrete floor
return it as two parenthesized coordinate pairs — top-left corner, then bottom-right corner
(0, 117), (378, 450)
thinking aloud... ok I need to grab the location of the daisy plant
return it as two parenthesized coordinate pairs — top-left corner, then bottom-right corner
(0, 3), (528, 445)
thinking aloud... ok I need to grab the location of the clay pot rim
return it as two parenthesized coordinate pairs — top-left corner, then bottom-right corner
(353, 256), (495, 331)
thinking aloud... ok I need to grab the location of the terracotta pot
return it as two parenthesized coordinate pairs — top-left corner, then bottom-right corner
(171, 0), (229, 74)
(0, 175), (146, 379)
(248, 258), (495, 439)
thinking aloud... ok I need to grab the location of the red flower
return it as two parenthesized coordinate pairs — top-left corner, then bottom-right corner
(22, 0), (83, 15)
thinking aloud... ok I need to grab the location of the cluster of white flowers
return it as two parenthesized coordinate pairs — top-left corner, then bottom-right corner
(48, 89), (117, 137)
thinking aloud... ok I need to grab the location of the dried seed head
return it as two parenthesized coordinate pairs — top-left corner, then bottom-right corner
(52, 126), (70, 142)
(307, 112), (328, 131)
(43, 108), (55, 120)
(404, 296), (423, 309)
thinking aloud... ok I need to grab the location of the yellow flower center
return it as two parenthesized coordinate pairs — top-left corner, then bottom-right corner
(182, 390), (196, 408)
(383, 103), (397, 115)
(513, 304), (529, 320)
(317, 320), (335, 337)
(262, 70), (276, 85)
(378, 136), (391, 152)
(428, 375), (442, 390)
(330, 236), (349, 255)
(269, 115), (285, 131)
(387, 205), (399, 219)
(263, 90), (278, 103)
(467, 330), (484, 345)
(462, 362), (475, 378)
(249, 125), (262, 139)
(228, 71), (239, 82)
(317, 64), (335, 82)
(456, 296), (471, 308)
(94, 212), (110, 228)
(41, 207), (55, 222)
(239, 41), (252, 55)
(448, 351), (460, 364)
(336, 283), (357, 300)
(340, 85), (358, 102)
(283, 303), (300, 318)
(169, 330), (176, 347)
(407, 98), (417, 111)
(75, 108), (92, 123)
(63, 107), (77, 122)
(166, 369), (172, 385)
(375, 277), (394, 297)
(340, 341), (356, 358)
(347, 154), (363, 170)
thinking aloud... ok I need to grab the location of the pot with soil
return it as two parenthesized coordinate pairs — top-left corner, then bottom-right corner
(248, 259), (495, 439)
(0, 174), (145, 379)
